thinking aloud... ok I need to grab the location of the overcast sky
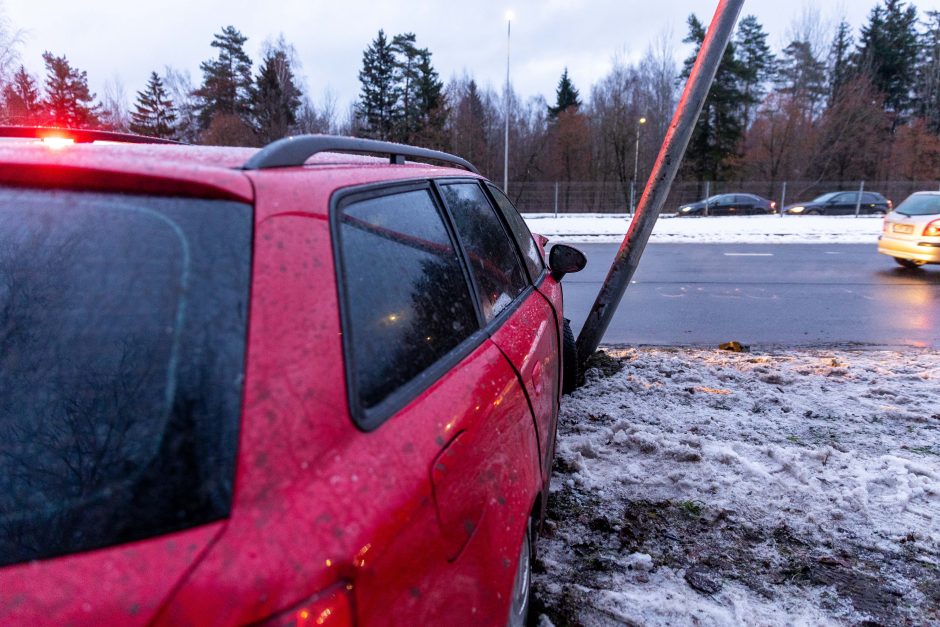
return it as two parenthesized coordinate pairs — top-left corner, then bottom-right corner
(6, 1), (880, 116)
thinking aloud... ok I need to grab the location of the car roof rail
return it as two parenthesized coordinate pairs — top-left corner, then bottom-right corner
(0, 126), (180, 145)
(243, 134), (480, 174)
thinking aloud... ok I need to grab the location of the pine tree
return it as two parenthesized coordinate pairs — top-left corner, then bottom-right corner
(413, 49), (447, 147)
(356, 30), (398, 140)
(2, 65), (40, 124)
(915, 11), (940, 133)
(828, 20), (855, 105)
(734, 15), (775, 130)
(777, 40), (828, 119)
(856, 0), (919, 118)
(129, 71), (177, 139)
(388, 34), (445, 144)
(194, 26), (254, 130)
(681, 14), (747, 183)
(253, 48), (302, 143)
(40, 52), (99, 128)
(548, 69), (581, 118)
(447, 78), (489, 167)
(390, 32), (420, 141)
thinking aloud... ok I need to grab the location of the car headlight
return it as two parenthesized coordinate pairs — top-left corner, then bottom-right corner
(788, 206), (805, 214)
(680, 207), (692, 213)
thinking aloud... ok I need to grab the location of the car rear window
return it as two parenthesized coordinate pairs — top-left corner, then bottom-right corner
(896, 194), (940, 216)
(0, 188), (251, 567)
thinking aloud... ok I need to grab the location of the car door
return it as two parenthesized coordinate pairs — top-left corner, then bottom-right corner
(437, 181), (560, 484)
(485, 183), (563, 483)
(832, 192), (855, 215)
(713, 194), (735, 215)
(736, 194), (756, 214)
(330, 183), (541, 625)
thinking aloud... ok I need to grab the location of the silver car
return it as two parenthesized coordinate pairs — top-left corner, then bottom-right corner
(878, 192), (940, 269)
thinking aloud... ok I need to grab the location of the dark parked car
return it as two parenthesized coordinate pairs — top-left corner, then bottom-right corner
(677, 193), (776, 216)
(0, 127), (586, 626)
(785, 191), (892, 215)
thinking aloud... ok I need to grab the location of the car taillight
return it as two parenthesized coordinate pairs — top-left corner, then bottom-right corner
(924, 220), (940, 237)
(770, 201), (777, 209)
(887, 199), (894, 210)
(259, 584), (355, 627)
(41, 135), (75, 149)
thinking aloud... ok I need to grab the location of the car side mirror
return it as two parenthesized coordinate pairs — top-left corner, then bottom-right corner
(549, 244), (586, 281)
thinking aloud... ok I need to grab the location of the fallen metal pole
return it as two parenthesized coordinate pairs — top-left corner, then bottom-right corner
(576, 0), (745, 367)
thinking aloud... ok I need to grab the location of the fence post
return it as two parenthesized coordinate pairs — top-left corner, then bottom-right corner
(554, 182), (559, 218)
(854, 180), (865, 218)
(780, 181), (787, 218)
(704, 181), (711, 216)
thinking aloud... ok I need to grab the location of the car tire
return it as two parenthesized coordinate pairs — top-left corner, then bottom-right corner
(805, 209), (822, 215)
(894, 257), (925, 270)
(562, 319), (579, 394)
(507, 519), (533, 627)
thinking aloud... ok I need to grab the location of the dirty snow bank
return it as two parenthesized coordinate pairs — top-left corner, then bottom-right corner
(522, 213), (883, 244)
(534, 348), (940, 626)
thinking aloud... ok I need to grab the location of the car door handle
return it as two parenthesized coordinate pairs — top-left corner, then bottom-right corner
(532, 361), (543, 396)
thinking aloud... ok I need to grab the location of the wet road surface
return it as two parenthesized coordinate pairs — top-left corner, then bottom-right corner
(562, 243), (940, 348)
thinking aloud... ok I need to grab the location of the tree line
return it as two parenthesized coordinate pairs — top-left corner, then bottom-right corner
(0, 1), (938, 195)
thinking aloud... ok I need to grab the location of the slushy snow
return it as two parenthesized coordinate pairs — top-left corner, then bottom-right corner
(534, 347), (940, 625)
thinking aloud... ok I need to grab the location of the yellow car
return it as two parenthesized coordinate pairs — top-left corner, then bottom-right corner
(878, 192), (940, 269)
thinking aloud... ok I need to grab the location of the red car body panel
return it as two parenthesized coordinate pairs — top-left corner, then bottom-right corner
(0, 524), (225, 625)
(0, 146), (563, 626)
(0, 144), (255, 201)
(488, 291), (560, 481)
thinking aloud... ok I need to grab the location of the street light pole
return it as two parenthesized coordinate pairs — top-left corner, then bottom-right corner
(631, 116), (647, 213)
(503, 12), (513, 195)
(576, 0), (745, 366)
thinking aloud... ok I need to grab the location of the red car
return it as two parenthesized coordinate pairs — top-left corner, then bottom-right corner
(0, 128), (585, 626)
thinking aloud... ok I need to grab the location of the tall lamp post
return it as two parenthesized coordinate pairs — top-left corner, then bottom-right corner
(504, 11), (514, 194)
(630, 116), (647, 213)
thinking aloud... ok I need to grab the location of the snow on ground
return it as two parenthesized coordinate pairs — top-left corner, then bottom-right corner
(522, 213), (884, 245)
(533, 348), (940, 626)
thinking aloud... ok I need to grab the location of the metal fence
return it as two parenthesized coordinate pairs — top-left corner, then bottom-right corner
(509, 180), (940, 214)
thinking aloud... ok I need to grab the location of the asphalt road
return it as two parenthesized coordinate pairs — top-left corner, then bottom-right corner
(563, 243), (940, 349)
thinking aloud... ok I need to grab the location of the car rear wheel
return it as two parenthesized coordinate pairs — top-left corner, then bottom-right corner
(894, 257), (925, 269)
(562, 319), (579, 394)
(507, 520), (533, 627)
(805, 209), (822, 215)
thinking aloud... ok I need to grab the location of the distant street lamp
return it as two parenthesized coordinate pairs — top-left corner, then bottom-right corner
(504, 11), (514, 195)
(631, 116), (647, 213)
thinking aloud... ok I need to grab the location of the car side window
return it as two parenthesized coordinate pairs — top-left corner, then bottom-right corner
(863, 192), (879, 203)
(337, 188), (479, 413)
(440, 182), (528, 323)
(485, 183), (545, 282)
